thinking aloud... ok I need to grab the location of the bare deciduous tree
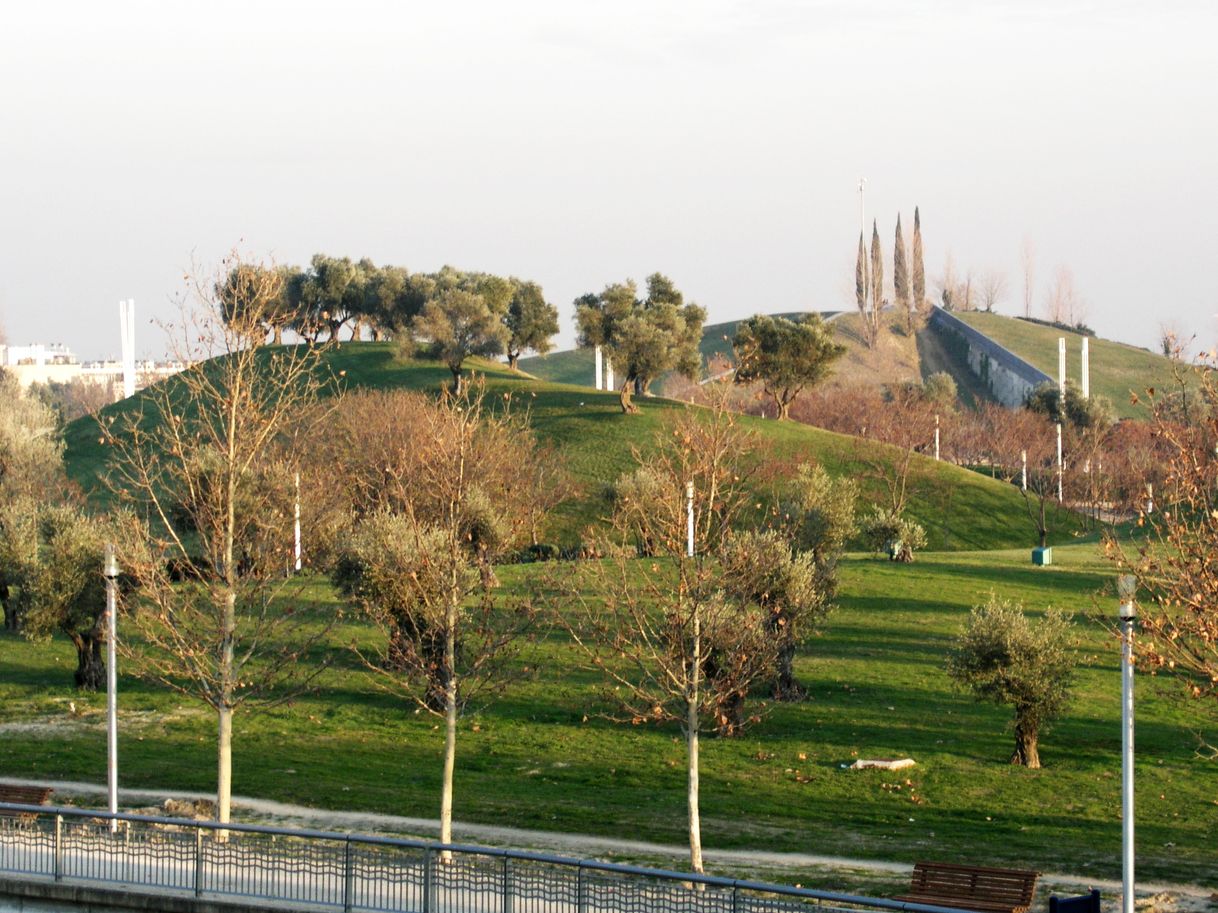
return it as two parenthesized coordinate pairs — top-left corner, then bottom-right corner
(979, 269), (1008, 313)
(104, 253), (336, 825)
(1045, 265), (1084, 326)
(1106, 366), (1218, 710)
(558, 403), (778, 873)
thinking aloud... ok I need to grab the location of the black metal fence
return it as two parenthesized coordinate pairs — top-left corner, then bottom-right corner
(0, 804), (959, 913)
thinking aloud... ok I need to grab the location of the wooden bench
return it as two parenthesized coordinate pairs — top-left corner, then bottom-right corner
(895, 861), (1040, 913)
(0, 784), (54, 822)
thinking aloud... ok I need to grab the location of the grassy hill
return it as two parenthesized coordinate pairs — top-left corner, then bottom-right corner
(65, 342), (1082, 550)
(951, 312), (1182, 419)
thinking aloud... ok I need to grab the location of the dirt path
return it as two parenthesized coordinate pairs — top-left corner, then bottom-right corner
(4, 777), (1212, 908)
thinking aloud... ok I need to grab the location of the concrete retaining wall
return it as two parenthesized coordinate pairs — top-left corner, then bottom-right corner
(0, 876), (272, 913)
(928, 308), (1051, 408)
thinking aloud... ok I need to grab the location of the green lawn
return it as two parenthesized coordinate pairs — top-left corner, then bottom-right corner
(64, 343), (1080, 551)
(1, 544), (1213, 886)
(953, 313), (1185, 420)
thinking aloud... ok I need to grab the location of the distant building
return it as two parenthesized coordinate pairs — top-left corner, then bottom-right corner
(0, 342), (187, 398)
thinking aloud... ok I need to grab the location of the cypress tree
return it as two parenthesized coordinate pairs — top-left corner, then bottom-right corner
(870, 219), (883, 346)
(894, 213), (911, 332)
(912, 206), (925, 311)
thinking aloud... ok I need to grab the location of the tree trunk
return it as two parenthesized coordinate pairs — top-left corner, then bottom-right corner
(217, 704), (233, 823)
(1, 580), (20, 633)
(1011, 716), (1041, 769)
(508, 352), (520, 371)
(439, 583), (460, 856)
(686, 593), (704, 874)
(619, 380), (638, 414)
(272, 325), (283, 346)
(371, 327), (382, 342)
(777, 398), (791, 421)
(450, 366), (464, 396)
(71, 632), (106, 691)
(771, 626), (804, 701)
(686, 710), (704, 874)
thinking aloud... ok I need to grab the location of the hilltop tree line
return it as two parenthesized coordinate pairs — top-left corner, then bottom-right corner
(221, 256), (560, 390)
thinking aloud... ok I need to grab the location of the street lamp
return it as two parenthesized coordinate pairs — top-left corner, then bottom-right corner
(103, 543), (120, 832)
(1117, 574), (1137, 913)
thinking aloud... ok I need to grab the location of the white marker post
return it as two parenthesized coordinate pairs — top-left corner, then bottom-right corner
(934, 414), (940, 461)
(293, 472), (302, 572)
(1117, 575), (1137, 913)
(103, 544), (120, 832)
(1021, 449), (1027, 492)
(1081, 337), (1090, 400)
(685, 480), (695, 559)
(594, 345), (603, 391)
(1058, 337), (1066, 399)
(605, 359), (614, 393)
(1056, 423), (1064, 503)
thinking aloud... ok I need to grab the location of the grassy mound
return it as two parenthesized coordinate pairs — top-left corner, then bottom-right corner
(64, 343), (1081, 550)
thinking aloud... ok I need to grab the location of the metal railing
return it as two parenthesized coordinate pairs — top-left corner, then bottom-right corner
(0, 803), (961, 913)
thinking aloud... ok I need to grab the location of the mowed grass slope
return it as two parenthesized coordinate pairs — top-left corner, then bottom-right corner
(1, 545), (1213, 885)
(63, 342), (1081, 550)
(953, 312), (1181, 420)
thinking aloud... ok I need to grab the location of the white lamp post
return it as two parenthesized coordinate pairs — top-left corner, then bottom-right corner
(1117, 574), (1137, 913)
(103, 544), (120, 832)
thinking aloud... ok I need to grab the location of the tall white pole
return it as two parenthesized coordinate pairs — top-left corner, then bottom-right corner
(1117, 575), (1137, 913)
(1020, 449), (1027, 491)
(293, 472), (302, 573)
(594, 345), (603, 391)
(1056, 423), (1064, 503)
(934, 414), (940, 461)
(103, 544), (120, 832)
(685, 481), (695, 559)
(119, 300), (136, 399)
(605, 359), (614, 394)
(857, 178), (867, 235)
(1081, 337), (1091, 400)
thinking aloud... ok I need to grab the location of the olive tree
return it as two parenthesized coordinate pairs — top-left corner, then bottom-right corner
(504, 280), (558, 370)
(412, 289), (510, 393)
(946, 595), (1076, 768)
(732, 314), (845, 420)
(4, 500), (115, 689)
(574, 274), (706, 413)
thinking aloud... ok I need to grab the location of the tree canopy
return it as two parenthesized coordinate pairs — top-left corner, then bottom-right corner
(574, 273), (706, 413)
(732, 313), (845, 420)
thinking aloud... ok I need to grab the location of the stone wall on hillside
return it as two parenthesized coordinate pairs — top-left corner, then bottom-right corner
(929, 307), (1052, 408)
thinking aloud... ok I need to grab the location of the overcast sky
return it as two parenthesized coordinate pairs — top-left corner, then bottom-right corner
(1, 0), (1215, 361)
